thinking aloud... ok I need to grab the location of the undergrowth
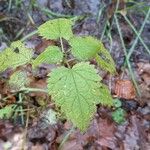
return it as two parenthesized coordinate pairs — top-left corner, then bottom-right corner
(0, 18), (116, 131)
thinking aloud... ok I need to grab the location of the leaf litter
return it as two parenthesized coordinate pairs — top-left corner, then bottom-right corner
(0, 0), (150, 149)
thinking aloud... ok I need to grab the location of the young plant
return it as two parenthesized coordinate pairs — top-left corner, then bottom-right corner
(0, 18), (116, 131)
(112, 99), (126, 124)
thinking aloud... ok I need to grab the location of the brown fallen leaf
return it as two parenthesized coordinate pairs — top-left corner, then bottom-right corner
(107, 0), (127, 19)
(123, 115), (149, 150)
(114, 80), (136, 99)
(29, 78), (47, 98)
(137, 62), (150, 75)
(0, 120), (25, 150)
(95, 118), (118, 149)
(137, 62), (150, 104)
(137, 62), (150, 86)
(35, 39), (55, 54)
(139, 83), (150, 105)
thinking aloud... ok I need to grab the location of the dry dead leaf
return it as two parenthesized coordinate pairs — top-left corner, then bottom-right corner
(29, 78), (47, 97)
(137, 62), (150, 75)
(107, 0), (126, 19)
(114, 80), (136, 99)
(123, 115), (149, 150)
(35, 39), (55, 54)
(137, 62), (150, 104)
(96, 118), (118, 149)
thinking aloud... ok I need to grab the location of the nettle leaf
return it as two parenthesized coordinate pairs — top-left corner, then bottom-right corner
(47, 62), (113, 131)
(32, 46), (63, 68)
(9, 70), (29, 90)
(0, 41), (33, 72)
(98, 84), (113, 106)
(69, 36), (101, 60)
(38, 18), (73, 40)
(95, 43), (116, 74)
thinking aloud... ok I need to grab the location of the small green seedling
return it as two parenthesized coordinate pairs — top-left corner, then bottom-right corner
(0, 18), (116, 131)
(113, 98), (122, 108)
(112, 99), (126, 124)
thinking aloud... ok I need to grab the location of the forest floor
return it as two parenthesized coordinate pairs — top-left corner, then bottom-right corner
(0, 0), (150, 150)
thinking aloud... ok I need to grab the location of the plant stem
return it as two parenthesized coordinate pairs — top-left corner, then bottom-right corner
(35, 4), (73, 18)
(19, 93), (25, 125)
(107, 0), (120, 35)
(20, 87), (48, 93)
(21, 30), (38, 42)
(114, 14), (141, 96)
(121, 9), (150, 58)
(21, 104), (30, 150)
(96, 2), (105, 23)
(0, 88), (47, 104)
(60, 37), (65, 53)
(60, 37), (70, 68)
(8, 0), (12, 12)
(100, 21), (107, 40)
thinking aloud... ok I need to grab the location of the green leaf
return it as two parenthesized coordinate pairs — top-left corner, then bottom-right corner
(95, 43), (116, 74)
(47, 62), (113, 131)
(0, 105), (17, 119)
(9, 70), (29, 90)
(97, 84), (113, 106)
(32, 46), (63, 68)
(38, 18), (73, 40)
(69, 36), (101, 60)
(112, 108), (126, 124)
(0, 41), (33, 72)
(113, 99), (122, 108)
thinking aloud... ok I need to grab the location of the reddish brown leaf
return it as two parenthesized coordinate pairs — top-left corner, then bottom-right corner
(107, 0), (126, 19)
(96, 118), (118, 149)
(35, 39), (55, 54)
(114, 80), (136, 99)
